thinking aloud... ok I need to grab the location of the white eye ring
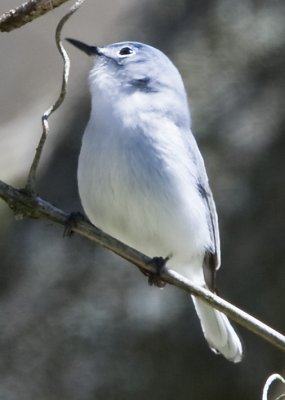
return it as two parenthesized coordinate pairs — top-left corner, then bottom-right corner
(117, 47), (136, 57)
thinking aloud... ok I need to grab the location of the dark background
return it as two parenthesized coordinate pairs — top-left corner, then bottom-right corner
(0, 0), (284, 399)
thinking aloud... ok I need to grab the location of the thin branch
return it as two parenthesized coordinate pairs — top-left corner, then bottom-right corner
(262, 373), (285, 400)
(25, 0), (86, 194)
(0, 0), (70, 32)
(0, 179), (285, 353)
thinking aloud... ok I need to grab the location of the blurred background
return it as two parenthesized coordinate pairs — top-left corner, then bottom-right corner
(0, 0), (284, 399)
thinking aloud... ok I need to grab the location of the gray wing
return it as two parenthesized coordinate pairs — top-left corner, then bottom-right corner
(187, 131), (221, 290)
(197, 180), (221, 291)
(185, 130), (221, 290)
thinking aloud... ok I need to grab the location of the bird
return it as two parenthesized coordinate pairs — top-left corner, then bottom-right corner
(66, 37), (243, 362)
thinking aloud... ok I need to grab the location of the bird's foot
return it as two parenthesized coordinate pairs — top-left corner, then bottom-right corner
(63, 211), (87, 237)
(144, 256), (170, 288)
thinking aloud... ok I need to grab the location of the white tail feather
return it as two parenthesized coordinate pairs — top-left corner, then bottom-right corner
(192, 296), (243, 362)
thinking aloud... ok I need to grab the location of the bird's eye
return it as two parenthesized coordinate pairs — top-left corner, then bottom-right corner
(118, 47), (135, 57)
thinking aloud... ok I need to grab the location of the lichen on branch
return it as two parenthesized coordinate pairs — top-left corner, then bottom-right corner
(0, 0), (70, 32)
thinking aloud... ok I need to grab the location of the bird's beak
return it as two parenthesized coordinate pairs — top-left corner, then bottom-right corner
(65, 38), (101, 56)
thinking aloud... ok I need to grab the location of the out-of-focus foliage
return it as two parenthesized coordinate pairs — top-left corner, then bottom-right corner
(0, 0), (284, 399)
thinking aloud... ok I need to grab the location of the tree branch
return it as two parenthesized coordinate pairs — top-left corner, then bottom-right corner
(25, 0), (86, 194)
(262, 373), (285, 400)
(0, 179), (285, 353)
(0, 0), (70, 32)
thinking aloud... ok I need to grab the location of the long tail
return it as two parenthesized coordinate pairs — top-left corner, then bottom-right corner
(192, 296), (243, 362)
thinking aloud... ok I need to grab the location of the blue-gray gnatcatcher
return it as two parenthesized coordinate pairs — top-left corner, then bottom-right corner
(67, 38), (243, 362)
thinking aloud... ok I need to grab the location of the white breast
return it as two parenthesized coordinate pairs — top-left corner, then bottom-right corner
(78, 102), (211, 281)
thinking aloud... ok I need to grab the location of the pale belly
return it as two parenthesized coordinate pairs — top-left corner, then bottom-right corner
(78, 146), (210, 280)
(77, 119), (211, 285)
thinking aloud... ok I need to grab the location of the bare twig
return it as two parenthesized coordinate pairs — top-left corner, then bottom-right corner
(262, 373), (285, 400)
(25, 0), (87, 194)
(0, 179), (285, 354)
(0, 0), (70, 32)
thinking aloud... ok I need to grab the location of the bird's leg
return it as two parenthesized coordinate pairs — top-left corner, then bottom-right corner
(142, 256), (170, 288)
(63, 211), (88, 237)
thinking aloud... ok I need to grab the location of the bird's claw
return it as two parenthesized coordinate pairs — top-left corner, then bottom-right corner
(64, 211), (87, 237)
(145, 256), (170, 288)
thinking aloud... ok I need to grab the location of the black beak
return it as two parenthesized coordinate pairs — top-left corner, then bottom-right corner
(66, 38), (101, 56)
